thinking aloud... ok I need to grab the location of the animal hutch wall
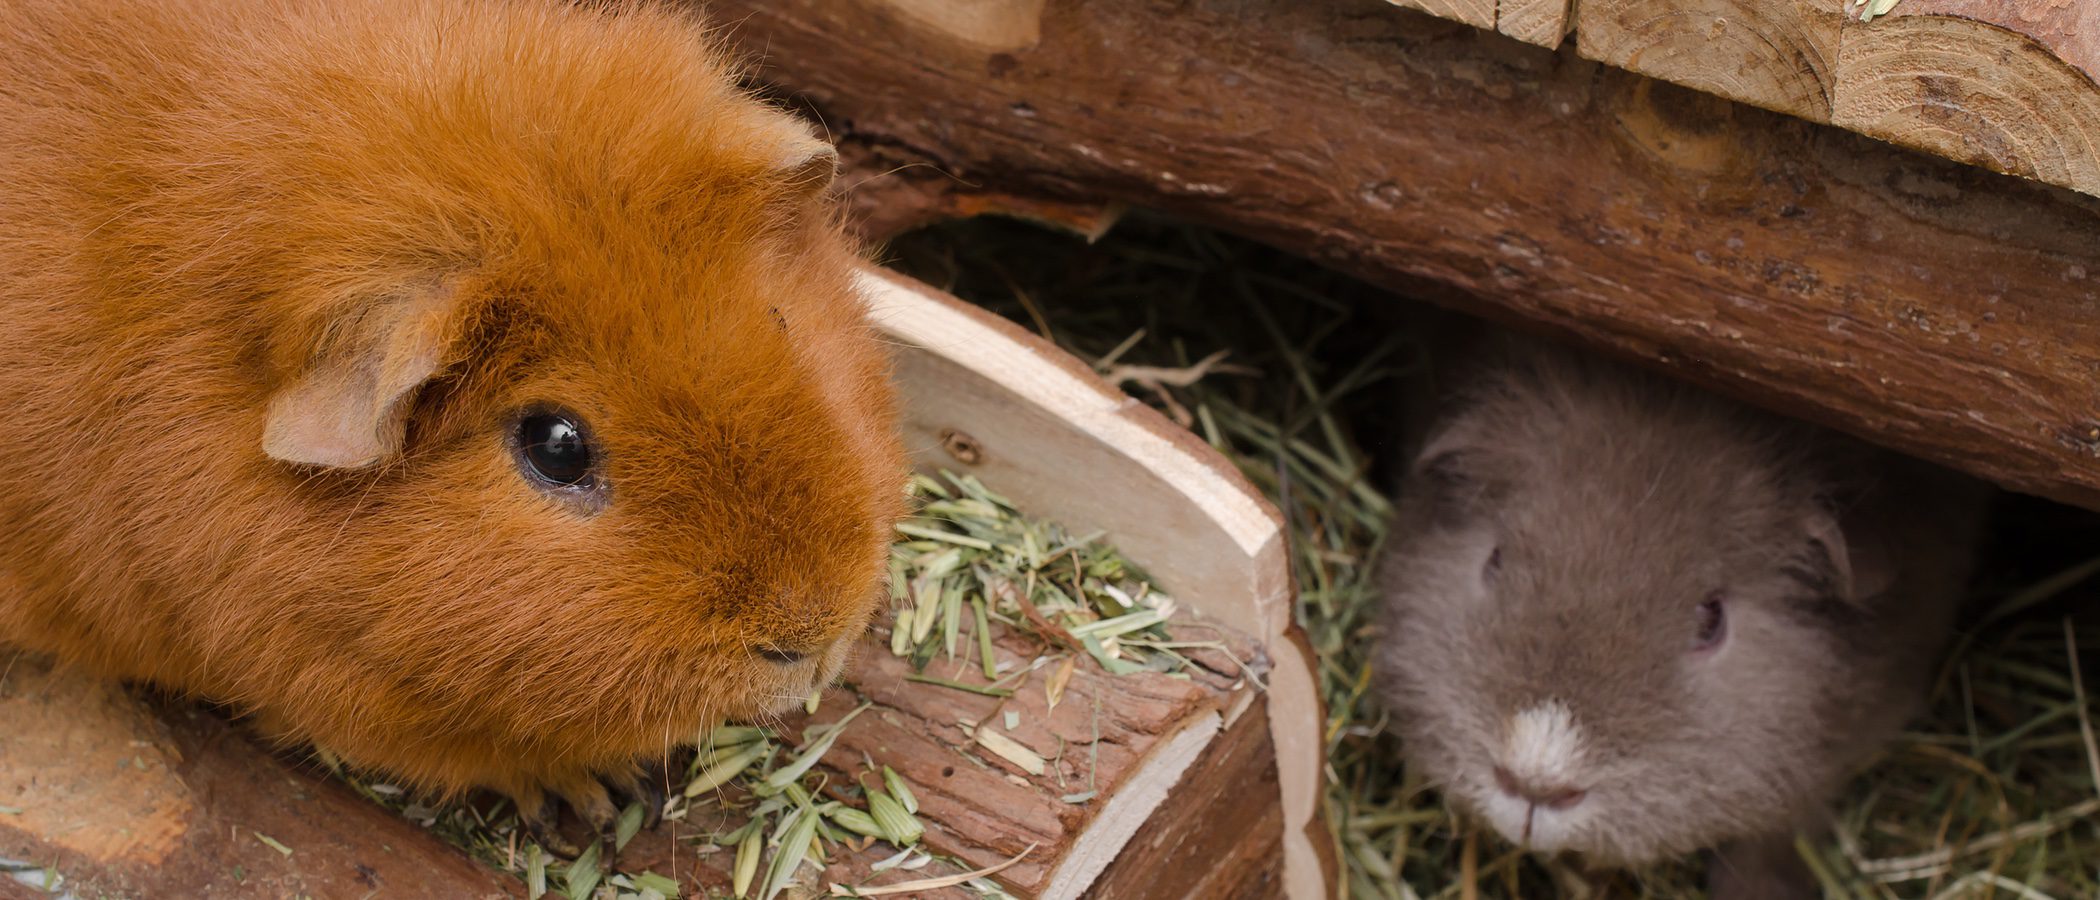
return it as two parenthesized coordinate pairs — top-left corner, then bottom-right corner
(4, 1), (2098, 898)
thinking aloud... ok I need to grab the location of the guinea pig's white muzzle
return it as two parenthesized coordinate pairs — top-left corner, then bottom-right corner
(1478, 700), (1596, 853)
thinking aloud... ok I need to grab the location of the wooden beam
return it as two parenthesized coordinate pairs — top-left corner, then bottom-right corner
(707, 0), (2100, 512)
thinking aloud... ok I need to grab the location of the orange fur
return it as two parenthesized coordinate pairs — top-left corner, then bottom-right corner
(0, 0), (905, 806)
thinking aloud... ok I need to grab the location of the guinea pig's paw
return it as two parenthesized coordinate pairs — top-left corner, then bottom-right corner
(518, 779), (621, 862)
(597, 760), (671, 832)
(519, 799), (586, 861)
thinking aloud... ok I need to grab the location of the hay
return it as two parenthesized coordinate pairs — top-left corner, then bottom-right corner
(884, 211), (2100, 899)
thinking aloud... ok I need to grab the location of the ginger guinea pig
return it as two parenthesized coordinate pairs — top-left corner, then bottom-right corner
(0, 0), (904, 831)
(1375, 341), (1986, 898)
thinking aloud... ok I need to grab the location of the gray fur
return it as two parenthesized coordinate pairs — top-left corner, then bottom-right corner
(1375, 339), (1987, 883)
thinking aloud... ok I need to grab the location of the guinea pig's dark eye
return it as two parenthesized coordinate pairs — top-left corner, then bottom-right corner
(1692, 591), (1728, 651)
(1483, 545), (1503, 580)
(516, 411), (595, 487)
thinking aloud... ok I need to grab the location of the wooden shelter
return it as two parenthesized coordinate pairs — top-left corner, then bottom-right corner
(5, 2), (2099, 898)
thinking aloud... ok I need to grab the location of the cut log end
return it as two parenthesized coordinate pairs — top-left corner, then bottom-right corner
(1573, 0), (1842, 121)
(1833, 9), (2100, 196)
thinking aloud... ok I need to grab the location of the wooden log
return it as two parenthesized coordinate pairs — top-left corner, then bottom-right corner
(0, 267), (1319, 898)
(1832, 0), (2100, 197)
(706, 0), (2100, 513)
(0, 654), (519, 900)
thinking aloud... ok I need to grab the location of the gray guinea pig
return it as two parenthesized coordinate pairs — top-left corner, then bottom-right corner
(1375, 339), (1988, 897)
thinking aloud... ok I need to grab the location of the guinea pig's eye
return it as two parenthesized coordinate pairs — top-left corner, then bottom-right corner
(1483, 545), (1503, 581)
(1692, 591), (1728, 652)
(515, 411), (596, 487)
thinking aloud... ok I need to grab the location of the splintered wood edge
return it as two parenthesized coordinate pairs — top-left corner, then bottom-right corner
(857, 264), (1329, 900)
(1038, 711), (1222, 900)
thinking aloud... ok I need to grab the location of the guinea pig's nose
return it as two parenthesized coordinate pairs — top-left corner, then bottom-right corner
(1493, 764), (1588, 811)
(755, 645), (811, 665)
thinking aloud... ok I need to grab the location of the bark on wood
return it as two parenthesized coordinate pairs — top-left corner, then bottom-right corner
(708, 0), (2100, 512)
(504, 616), (1274, 898)
(0, 655), (519, 900)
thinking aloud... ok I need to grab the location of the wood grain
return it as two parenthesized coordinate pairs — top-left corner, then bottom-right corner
(1387, 0), (1494, 32)
(1403, 0), (2100, 198)
(1574, 0), (1842, 120)
(1834, 0), (2100, 196)
(708, 0), (2100, 513)
(1090, 701), (1288, 899)
(1491, 0), (1570, 49)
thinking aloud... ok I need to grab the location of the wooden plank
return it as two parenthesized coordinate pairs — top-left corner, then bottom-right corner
(707, 0), (2100, 514)
(1833, 0), (2100, 197)
(1573, 0), (1842, 120)
(1090, 701), (1287, 899)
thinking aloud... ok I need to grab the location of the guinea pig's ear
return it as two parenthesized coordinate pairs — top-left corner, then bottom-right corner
(261, 279), (464, 469)
(1803, 504), (1895, 603)
(1406, 434), (1501, 523)
(768, 122), (839, 204)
